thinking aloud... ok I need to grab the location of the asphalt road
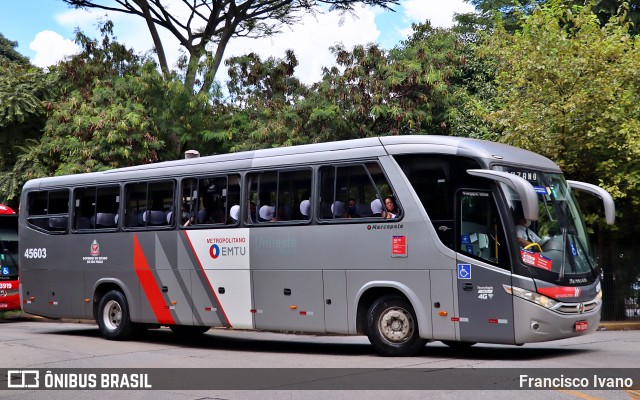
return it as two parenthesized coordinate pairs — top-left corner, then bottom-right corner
(0, 319), (639, 399)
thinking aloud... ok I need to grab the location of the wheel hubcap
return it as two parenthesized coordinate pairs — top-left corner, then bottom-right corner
(379, 307), (413, 344)
(103, 300), (122, 331)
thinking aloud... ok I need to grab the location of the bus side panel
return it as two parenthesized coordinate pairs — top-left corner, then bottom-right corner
(20, 269), (50, 317)
(456, 260), (515, 344)
(40, 270), (70, 318)
(253, 270), (325, 333)
(19, 229), (83, 319)
(132, 231), (179, 325)
(429, 269), (457, 341)
(199, 270), (253, 329)
(183, 229), (252, 328)
(64, 269), (86, 319)
(146, 229), (193, 325)
(155, 269), (193, 325)
(346, 270), (431, 339)
(323, 270), (349, 334)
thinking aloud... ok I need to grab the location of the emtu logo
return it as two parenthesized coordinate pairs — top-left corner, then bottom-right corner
(209, 244), (220, 259)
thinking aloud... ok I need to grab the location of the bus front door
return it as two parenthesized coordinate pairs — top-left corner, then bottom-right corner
(455, 190), (515, 344)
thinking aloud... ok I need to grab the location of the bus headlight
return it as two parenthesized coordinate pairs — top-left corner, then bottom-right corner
(596, 289), (603, 304)
(503, 285), (558, 309)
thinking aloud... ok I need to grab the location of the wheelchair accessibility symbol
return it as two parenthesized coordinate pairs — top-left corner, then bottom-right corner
(457, 264), (471, 279)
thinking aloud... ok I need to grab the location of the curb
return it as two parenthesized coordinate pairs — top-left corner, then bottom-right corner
(597, 321), (640, 331)
(0, 313), (93, 324)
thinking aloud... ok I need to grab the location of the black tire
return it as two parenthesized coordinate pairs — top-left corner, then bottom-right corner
(169, 325), (210, 337)
(97, 290), (135, 340)
(441, 340), (476, 348)
(366, 296), (427, 356)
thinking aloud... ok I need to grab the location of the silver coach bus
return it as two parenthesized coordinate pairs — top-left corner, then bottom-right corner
(19, 136), (615, 356)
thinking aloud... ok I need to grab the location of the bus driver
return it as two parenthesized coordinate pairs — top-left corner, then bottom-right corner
(516, 215), (541, 249)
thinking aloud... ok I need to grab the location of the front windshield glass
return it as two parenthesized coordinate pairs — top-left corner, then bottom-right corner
(0, 217), (19, 279)
(494, 166), (595, 277)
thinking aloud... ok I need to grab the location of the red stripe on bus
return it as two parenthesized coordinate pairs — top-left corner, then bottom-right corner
(133, 234), (175, 325)
(183, 231), (232, 328)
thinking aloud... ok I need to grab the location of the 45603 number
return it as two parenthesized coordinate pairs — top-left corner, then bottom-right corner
(24, 248), (47, 259)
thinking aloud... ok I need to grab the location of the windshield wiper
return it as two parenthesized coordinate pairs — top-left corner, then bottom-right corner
(558, 227), (567, 282)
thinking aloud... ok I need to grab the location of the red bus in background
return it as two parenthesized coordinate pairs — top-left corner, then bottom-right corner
(0, 204), (19, 311)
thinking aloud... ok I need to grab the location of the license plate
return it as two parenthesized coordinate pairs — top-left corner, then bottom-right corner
(575, 321), (588, 332)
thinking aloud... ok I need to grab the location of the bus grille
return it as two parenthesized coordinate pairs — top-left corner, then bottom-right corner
(553, 298), (599, 314)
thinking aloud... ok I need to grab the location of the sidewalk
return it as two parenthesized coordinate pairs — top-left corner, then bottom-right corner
(597, 320), (640, 331)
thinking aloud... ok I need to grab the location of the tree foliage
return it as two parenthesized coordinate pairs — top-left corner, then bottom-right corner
(214, 49), (310, 150)
(1, 22), (223, 202)
(457, 0), (545, 32)
(212, 22), (469, 151)
(62, 0), (400, 94)
(0, 35), (56, 206)
(458, 0), (640, 35)
(477, 1), (640, 236)
(0, 33), (30, 64)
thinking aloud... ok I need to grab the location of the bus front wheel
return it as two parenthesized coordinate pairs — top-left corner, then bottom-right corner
(97, 290), (135, 340)
(366, 295), (426, 356)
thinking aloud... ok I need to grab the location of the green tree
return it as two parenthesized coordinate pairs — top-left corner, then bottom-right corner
(456, 0), (544, 32)
(214, 22), (471, 150)
(0, 35), (55, 207)
(587, 1), (640, 34)
(477, 2), (640, 237)
(458, 1), (640, 35)
(308, 23), (470, 140)
(215, 50), (310, 151)
(62, 0), (400, 94)
(0, 33), (29, 64)
(1, 23), (223, 202)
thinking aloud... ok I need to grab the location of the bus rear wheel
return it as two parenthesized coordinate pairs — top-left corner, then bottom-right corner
(366, 295), (426, 356)
(97, 290), (135, 340)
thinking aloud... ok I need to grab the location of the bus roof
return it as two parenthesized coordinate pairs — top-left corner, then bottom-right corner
(23, 135), (561, 190)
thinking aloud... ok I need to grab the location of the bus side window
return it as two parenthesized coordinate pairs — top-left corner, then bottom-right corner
(247, 169), (311, 224)
(226, 175), (241, 224)
(394, 155), (486, 249)
(458, 191), (508, 268)
(279, 170), (311, 221)
(73, 185), (120, 231)
(180, 175), (240, 227)
(366, 162), (400, 219)
(124, 181), (174, 228)
(27, 190), (70, 233)
(319, 163), (396, 221)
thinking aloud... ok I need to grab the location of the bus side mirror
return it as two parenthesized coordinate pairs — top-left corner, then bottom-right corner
(466, 169), (539, 221)
(567, 180), (615, 225)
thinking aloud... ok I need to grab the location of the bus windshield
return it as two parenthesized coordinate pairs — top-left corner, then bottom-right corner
(0, 217), (19, 279)
(494, 166), (595, 279)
